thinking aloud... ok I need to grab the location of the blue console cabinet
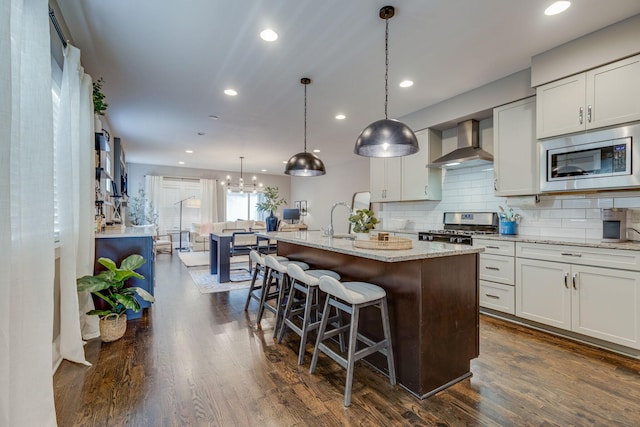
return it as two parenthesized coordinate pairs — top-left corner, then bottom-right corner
(94, 234), (155, 320)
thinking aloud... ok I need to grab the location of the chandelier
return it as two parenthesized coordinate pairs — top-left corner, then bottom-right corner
(223, 156), (262, 193)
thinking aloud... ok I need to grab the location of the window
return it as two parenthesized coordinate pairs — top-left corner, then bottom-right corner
(159, 177), (202, 233)
(225, 191), (265, 221)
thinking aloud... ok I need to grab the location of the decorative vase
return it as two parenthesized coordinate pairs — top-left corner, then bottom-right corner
(94, 114), (102, 133)
(355, 232), (370, 240)
(99, 313), (127, 342)
(266, 212), (279, 232)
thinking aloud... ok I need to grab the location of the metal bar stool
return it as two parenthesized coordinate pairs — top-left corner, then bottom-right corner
(309, 275), (396, 407)
(277, 263), (341, 365)
(244, 250), (288, 312)
(257, 255), (309, 335)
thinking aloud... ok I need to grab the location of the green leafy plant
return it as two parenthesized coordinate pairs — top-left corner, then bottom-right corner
(348, 208), (380, 233)
(92, 77), (108, 115)
(255, 186), (287, 214)
(128, 186), (158, 226)
(76, 254), (155, 317)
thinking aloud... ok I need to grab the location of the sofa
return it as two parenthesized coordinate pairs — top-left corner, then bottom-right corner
(190, 220), (266, 251)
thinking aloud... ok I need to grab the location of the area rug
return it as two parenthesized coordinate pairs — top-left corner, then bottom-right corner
(188, 264), (257, 294)
(178, 251), (209, 267)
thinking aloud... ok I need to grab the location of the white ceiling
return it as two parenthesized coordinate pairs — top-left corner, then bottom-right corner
(56, 0), (640, 176)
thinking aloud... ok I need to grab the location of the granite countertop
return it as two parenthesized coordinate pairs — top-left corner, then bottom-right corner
(259, 230), (483, 263)
(474, 233), (640, 251)
(95, 229), (155, 238)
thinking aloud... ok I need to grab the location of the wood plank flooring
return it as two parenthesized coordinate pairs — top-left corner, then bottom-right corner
(54, 253), (640, 426)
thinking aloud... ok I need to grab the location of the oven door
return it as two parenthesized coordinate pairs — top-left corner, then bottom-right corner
(540, 123), (640, 192)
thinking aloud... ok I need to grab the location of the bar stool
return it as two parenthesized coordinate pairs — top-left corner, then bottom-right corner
(257, 255), (309, 335)
(310, 275), (396, 407)
(277, 263), (341, 365)
(244, 250), (288, 312)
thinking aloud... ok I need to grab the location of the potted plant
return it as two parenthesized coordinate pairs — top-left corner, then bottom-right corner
(256, 186), (287, 231)
(92, 77), (108, 131)
(76, 254), (155, 342)
(128, 186), (158, 230)
(348, 208), (380, 239)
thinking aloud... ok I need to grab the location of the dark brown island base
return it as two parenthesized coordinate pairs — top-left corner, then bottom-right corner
(262, 231), (484, 399)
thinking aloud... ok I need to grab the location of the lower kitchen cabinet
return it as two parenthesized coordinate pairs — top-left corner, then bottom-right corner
(474, 238), (515, 315)
(516, 254), (640, 350)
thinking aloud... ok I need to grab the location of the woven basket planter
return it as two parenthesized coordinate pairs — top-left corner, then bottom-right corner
(99, 313), (127, 342)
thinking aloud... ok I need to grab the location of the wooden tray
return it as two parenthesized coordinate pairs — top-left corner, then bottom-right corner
(353, 236), (413, 250)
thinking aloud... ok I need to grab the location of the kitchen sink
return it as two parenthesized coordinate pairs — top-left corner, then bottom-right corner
(328, 234), (355, 240)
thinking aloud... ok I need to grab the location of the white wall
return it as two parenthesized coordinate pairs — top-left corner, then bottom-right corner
(290, 156), (370, 234)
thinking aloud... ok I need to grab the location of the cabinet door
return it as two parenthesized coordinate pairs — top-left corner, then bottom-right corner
(493, 97), (538, 196)
(571, 265), (640, 349)
(587, 54), (640, 130)
(401, 129), (442, 201)
(536, 73), (586, 138)
(516, 258), (571, 329)
(370, 157), (402, 202)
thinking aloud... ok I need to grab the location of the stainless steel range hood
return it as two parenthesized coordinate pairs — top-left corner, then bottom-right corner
(426, 120), (493, 168)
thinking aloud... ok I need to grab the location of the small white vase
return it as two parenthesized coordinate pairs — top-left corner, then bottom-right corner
(355, 232), (370, 240)
(94, 114), (102, 133)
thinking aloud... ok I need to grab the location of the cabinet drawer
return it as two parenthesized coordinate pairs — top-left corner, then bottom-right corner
(480, 281), (515, 314)
(474, 238), (515, 256)
(516, 242), (640, 271)
(480, 253), (515, 285)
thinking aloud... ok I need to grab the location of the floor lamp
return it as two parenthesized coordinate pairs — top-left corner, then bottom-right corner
(175, 195), (196, 252)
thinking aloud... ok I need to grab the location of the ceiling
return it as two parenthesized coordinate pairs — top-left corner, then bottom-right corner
(56, 0), (640, 176)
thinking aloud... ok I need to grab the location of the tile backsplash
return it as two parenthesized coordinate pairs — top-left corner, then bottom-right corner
(377, 165), (640, 241)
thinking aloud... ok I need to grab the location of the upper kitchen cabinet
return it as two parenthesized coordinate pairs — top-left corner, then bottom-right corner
(401, 129), (442, 201)
(536, 54), (640, 139)
(370, 129), (442, 202)
(370, 157), (402, 202)
(493, 97), (537, 196)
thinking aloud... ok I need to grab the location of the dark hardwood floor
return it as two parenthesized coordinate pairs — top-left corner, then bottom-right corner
(54, 253), (640, 426)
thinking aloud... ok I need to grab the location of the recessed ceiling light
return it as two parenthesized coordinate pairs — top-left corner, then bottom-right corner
(208, 115), (219, 120)
(260, 29), (278, 42)
(261, 169), (267, 172)
(313, 149), (320, 153)
(335, 114), (346, 120)
(399, 80), (414, 88)
(178, 161), (185, 165)
(197, 132), (205, 136)
(185, 150), (193, 154)
(544, 1), (571, 15)
(224, 89), (238, 96)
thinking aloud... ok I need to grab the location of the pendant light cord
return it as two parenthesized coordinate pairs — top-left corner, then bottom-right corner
(304, 82), (308, 153)
(384, 16), (389, 120)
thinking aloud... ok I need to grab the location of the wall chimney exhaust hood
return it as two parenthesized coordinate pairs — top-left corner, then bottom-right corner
(426, 120), (493, 168)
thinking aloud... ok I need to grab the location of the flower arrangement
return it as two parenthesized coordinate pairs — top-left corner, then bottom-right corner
(498, 206), (521, 222)
(348, 208), (379, 233)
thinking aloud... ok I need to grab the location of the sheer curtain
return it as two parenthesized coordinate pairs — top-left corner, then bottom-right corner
(0, 0), (58, 425)
(145, 175), (163, 230)
(200, 178), (218, 223)
(55, 44), (97, 360)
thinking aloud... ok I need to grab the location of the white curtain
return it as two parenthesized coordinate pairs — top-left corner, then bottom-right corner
(200, 178), (218, 223)
(145, 175), (163, 230)
(0, 0), (58, 425)
(55, 44), (98, 356)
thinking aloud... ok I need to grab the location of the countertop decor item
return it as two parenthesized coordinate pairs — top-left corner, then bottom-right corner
(353, 236), (412, 250)
(284, 78), (326, 176)
(256, 186), (287, 231)
(76, 254), (155, 341)
(498, 206), (521, 235)
(354, 5), (419, 158)
(348, 208), (380, 234)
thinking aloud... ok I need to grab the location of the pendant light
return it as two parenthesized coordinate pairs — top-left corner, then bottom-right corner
(354, 5), (419, 158)
(284, 77), (326, 176)
(225, 156), (259, 193)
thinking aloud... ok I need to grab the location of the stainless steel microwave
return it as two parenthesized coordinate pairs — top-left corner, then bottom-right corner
(539, 123), (640, 192)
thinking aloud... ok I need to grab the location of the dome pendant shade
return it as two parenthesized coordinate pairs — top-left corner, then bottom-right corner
(284, 77), (326, 176)
(355, 5), (419, 158)
(284, 151), (326, 176)
(354, 119), (419, 157)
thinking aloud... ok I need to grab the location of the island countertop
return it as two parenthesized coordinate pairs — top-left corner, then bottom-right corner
(258, 230), (483, 262)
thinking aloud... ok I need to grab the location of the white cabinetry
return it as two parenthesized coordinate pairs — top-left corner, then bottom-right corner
(474, 239), (515, 314)
(536, 54), (640, 139)
(370, 129), (442, 202)
(493, 97), (537, 196)
(370, 157), (401, 202)
(401, 129), (442, 201)
(516, 242), (640, 349)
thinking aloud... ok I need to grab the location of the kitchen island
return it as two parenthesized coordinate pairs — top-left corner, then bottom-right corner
(263, 230), (484, 399)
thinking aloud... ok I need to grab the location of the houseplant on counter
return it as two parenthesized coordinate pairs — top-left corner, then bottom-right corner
(348, 208), (380, 240)
(76, 254), (155, 342)
(256, 186), (287, 231)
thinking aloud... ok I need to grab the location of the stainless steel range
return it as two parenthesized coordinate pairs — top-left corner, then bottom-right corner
(418, 212), (499, 245)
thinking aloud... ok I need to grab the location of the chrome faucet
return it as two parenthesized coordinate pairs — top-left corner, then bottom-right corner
(325, 202), (352, 236)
